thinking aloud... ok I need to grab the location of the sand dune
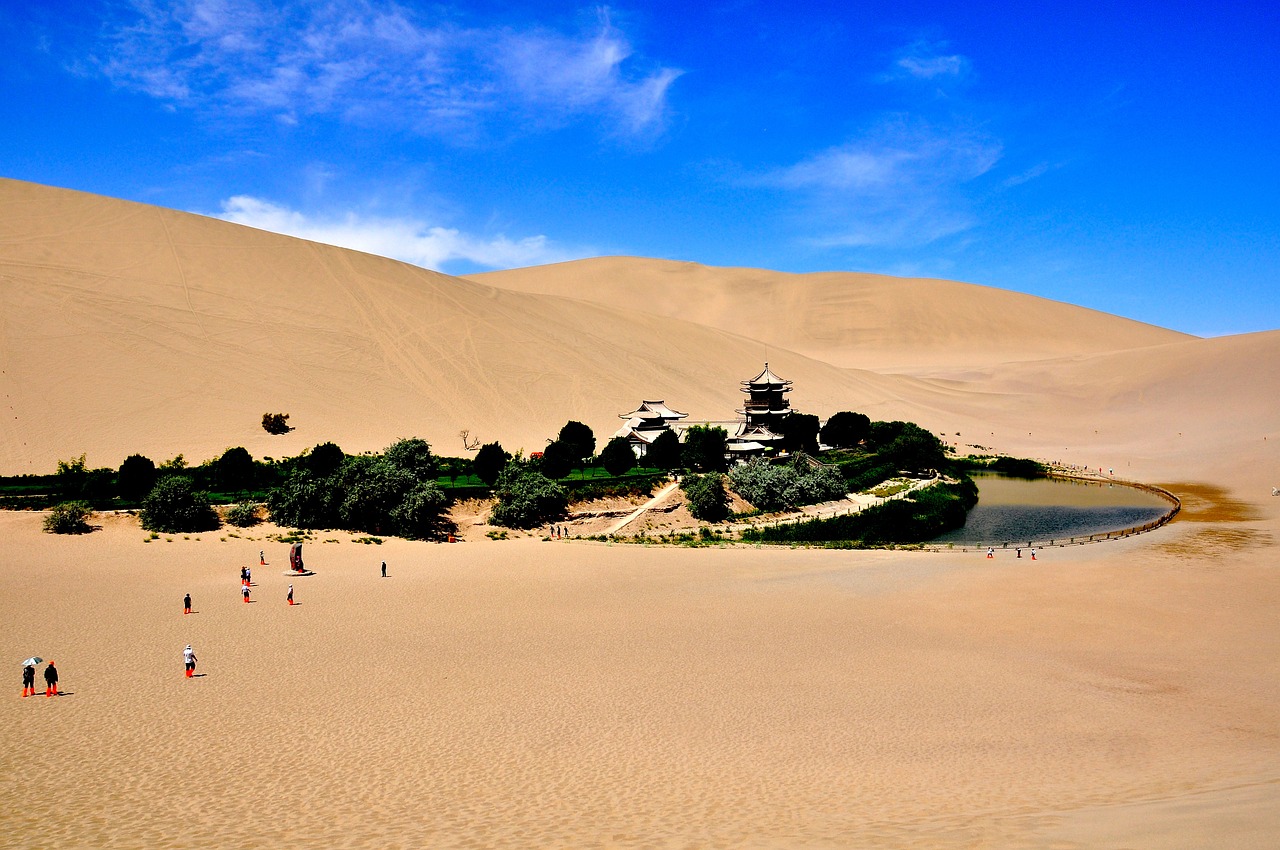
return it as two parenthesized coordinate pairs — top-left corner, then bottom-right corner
(1, 178), (1278, 848)
(469, 257), (1192, 373)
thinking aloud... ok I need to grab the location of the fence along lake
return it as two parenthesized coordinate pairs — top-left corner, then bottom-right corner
(932, 474), (1173, 546)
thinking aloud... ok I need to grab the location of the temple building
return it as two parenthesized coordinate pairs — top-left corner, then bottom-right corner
(614, 400), (688, 457)
(727, 363), (793, 458)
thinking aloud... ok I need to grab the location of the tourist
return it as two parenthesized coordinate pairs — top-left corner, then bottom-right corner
(381, 561), (387, 578)
(986, 547), (994, 559)
(184, 593), (192, 615)
(184, 644), (197, 678)
(287, 584), (294, 606)
(1030, 548), (1037, 560)
(1016, 548), (1022, 559)
(246, 566), (252, 586)
(43, 661), (59, 697)
(259, 549), (266, 565)
(22, 663), (35, 698)
(241, 567), (248, 586)
(242, 585), (250, 604)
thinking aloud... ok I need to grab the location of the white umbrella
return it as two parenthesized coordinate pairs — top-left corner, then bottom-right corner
(22, 657), (43, 667)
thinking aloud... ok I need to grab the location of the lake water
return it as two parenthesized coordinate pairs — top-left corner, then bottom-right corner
(931, 474), (1173, 546)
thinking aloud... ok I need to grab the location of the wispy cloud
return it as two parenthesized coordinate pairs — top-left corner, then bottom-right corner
(884, 39), (972, 83)
(92, 0), (680, 139)
(213, 195), (583, 271)
(759, 117), (1002, 248)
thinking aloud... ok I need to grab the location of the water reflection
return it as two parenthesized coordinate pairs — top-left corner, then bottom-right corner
(932, 474), (1172, 545)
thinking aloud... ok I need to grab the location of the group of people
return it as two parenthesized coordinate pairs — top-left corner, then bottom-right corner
(21, 661), (57, 698)
(986, 547), (1038, 559)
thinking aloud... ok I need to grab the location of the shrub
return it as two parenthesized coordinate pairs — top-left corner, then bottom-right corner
(490, 463), (568, 529)
(600, 436), (637, 477)
(262, 412), (292, 434)
(729, 455), (847, 511)
(117, 454), (158, 502)
(225, 503), (261, 527)
(473, 442), (510, 487)
(141, 477), (221, 533)
(821, 411), (871, 448)
(43, 502), (93, 534)
(681, 425), (728, 472)
(682, 473), (729, 522)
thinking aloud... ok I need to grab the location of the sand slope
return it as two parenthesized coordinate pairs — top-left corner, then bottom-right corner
(468, 257), (1192, 373)
(1, 178), (1278, 848)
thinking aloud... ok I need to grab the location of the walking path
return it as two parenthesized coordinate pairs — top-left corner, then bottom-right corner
(604, 480), (682, 535)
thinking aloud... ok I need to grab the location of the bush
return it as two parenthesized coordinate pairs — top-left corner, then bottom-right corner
(600, 435), (637, 477)
(225, 503), (261, 527)
(266, 440), (454, 540)
(490, 463), (568, 529)
(141, 477), (221, 533)
(729, 455), (848, 511)
(262, 412), (292, 434)
(117, 454), (158, 502)
(473, 442), (510, 487)
(43, 502), (93, 534)
(821, 411), (871, 448)
(682, 473), (729, 522)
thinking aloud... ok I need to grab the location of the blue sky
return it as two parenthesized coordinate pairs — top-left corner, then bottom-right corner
(2, 0), (1277, 336)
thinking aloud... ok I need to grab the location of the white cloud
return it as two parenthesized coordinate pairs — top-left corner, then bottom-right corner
(92, 0), (680, 139)
(759, 118), (1002, 249)
(214, 195), (581, 271)
(886, 40), (972, 82)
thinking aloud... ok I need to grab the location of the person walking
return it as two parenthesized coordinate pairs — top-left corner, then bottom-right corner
(43, 662), (58, 697)
(259, 549), (266, 565)
(245, 566), (252, 586)
(1016, 548), (1022, 559)
(22, 664), (35, 698)
(381, 561), (387, 578)
(1030, 547), (1037, 560)
(286, 584), (294, 606)
(184, 593), (192, 615)
(242, 584), (251, 604)
(986, 547), (995, 559)
(183, 645), (197, 678)
(241, 567), (248, 587)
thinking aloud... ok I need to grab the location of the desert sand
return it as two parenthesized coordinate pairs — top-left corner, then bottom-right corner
(2, 178), (1278, 847)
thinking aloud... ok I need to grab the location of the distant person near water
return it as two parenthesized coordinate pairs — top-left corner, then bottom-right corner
(44, 662), (59, 697)
(184, 593), (192, 615)
(184, 645), (197, 678)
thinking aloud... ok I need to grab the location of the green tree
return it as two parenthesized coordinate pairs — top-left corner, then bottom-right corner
(557, 420), (596, 465)
(225, 503), (261, 527)
(600, 436), (637, 477)
(383, 438), (437, 479)
(141, 476), (220, 533)
(262, 412), (292, 434)
(538, 440), (575, 480)
(267, 469), (338, 528)
(645, 428), (681, 470)
(389, 482), (453, 540)
(820, 412), (871, 449)
(43, 502), (93, 534)
(54, 454), (88, 499)
(215, 446), (255, 492)
(779, 412), (820, 454)
(473, 442), (510, 487)
(117, 454), (158, 502)
(681, 472), (729, 522)
(681, 425), (728, 472)
(303, 442), (345, 477)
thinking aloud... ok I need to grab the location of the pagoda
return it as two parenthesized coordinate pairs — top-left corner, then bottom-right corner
(614, 400), (688, 457)
(727, 363), (792, 457)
